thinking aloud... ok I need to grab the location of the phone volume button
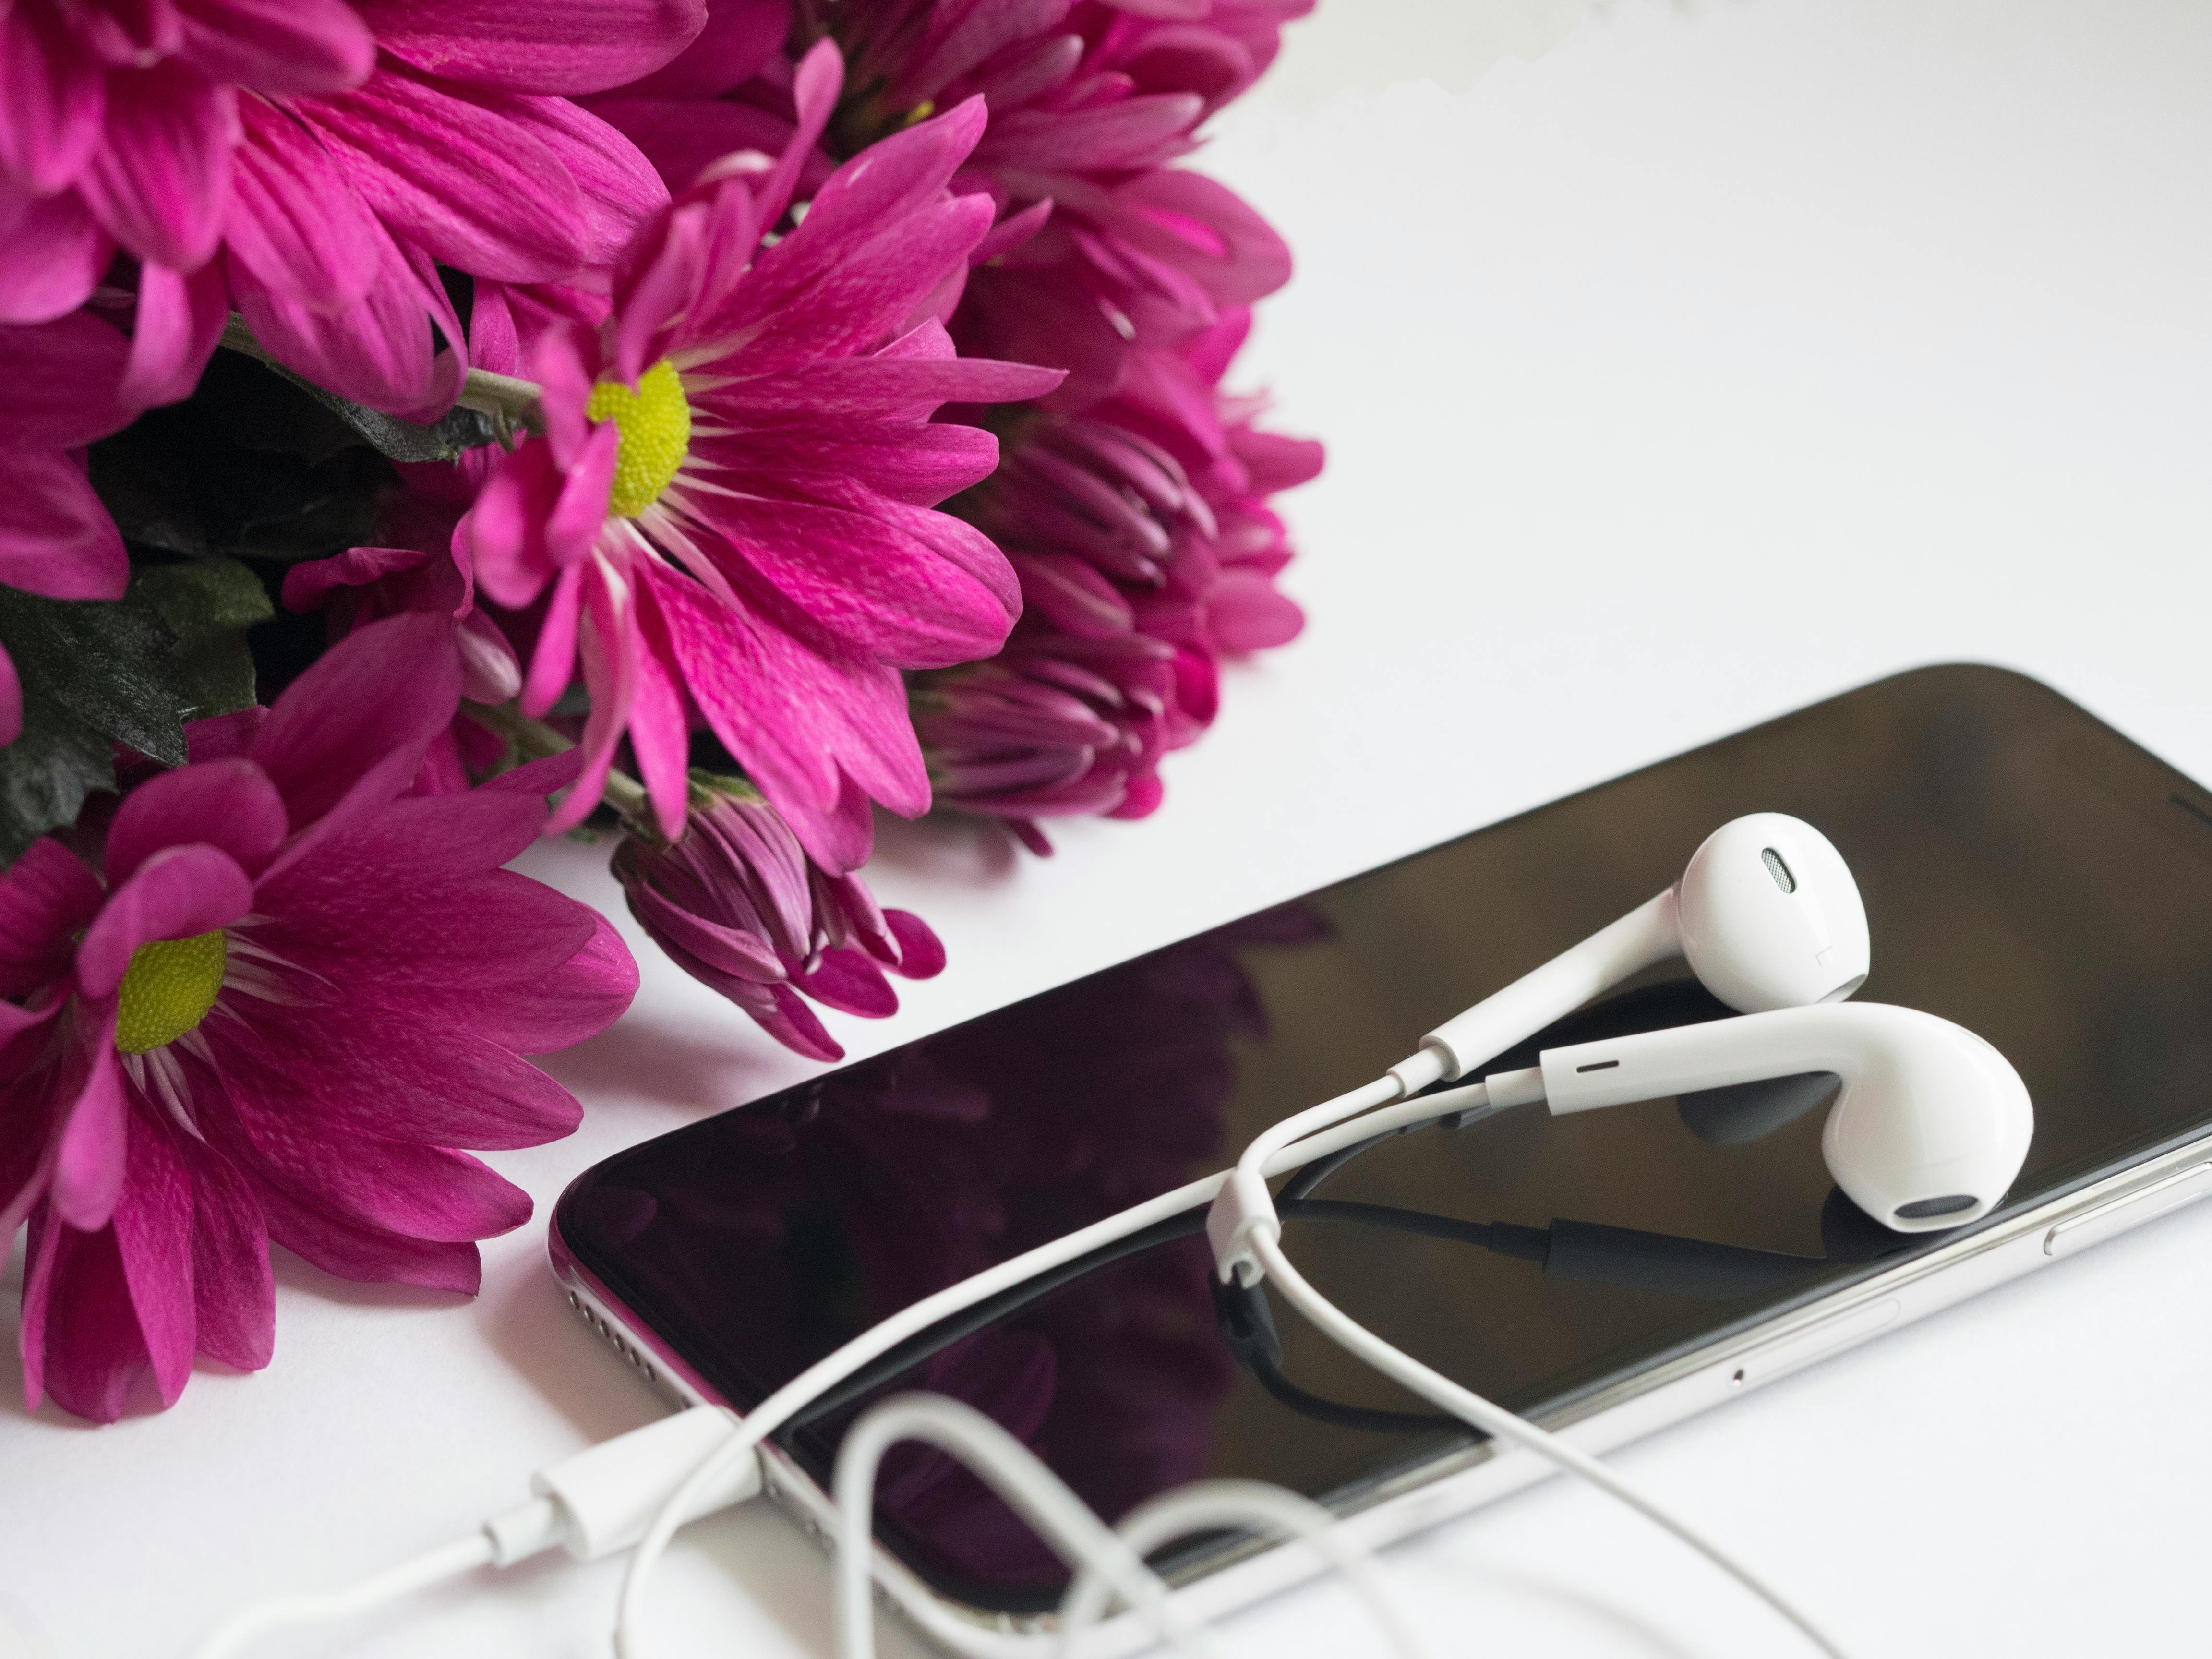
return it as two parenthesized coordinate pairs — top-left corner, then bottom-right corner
(2044, 1161), (2212, 1259)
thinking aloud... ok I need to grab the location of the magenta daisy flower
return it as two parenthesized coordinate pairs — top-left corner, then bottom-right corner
(464, 40), (1062, 872)
(0, 0), (701, 414)
(0, 612), (637, 1421)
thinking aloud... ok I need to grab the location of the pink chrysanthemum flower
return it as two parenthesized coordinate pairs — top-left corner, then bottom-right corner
(829, 0), (1303, 407)
(0, 0), (701, 414)
(0, 613), (637, 1421)
(918, 307), (1317, 848)
(0, 311), (138, 744)
(613, 778), (945, 1060)
(465, 40), (1061, 872)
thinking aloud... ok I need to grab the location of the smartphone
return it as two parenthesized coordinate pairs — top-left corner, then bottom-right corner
(551, 663), (2212, 1654)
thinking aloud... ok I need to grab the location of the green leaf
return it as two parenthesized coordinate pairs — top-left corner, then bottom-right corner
(0, 559), (270, 865)
(133, 559), (273, 724)
(91, 410), (394, 566)
(255, 356), (500, 463)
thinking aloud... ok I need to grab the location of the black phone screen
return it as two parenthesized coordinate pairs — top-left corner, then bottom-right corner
(555, 665), (2212, 1614)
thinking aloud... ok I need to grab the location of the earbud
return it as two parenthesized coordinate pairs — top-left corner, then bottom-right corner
(1420, 813), (1872, 1081)
(1675, 813), (1870, 1013)
(1489, 1002), (2033, 1231)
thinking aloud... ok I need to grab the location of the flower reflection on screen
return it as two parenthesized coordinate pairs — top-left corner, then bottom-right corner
(586, 901), (1328, 1591)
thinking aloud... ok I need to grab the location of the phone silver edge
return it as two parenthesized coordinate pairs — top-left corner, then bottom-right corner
(548, 1128), (2212, 1657)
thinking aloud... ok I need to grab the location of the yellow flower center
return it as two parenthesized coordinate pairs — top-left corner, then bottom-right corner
(586, 359), (691, 518)
(114, 930), (227, 1055)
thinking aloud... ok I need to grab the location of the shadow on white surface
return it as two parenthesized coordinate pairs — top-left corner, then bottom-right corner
(534, 1012), (796, 1120)
(478, 1257), (666, 1447)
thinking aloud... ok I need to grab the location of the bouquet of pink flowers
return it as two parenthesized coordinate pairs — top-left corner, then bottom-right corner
(0, 0), (1318, 1420)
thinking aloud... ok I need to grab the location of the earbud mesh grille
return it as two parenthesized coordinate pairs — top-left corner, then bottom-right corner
(1894, 1194), (1977, 1220)
(1761, 847), (1796, 893)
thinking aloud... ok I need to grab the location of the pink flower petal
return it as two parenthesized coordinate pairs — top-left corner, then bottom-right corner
(605, 0), (789, 99)
(478, 744), (584, 797)
(517, 565), (585, 720)
(546, 566), (636, 834)
(0, 309), (133, 447)
(883, 909), (947, 979)
(21, 1204), (152, 1420)
(297, 67), (589, 284)
(220, 1074), (534, 1244)
(678, 485), (1013, 668)
(610, 198), (706, 385)
(0, 2), (107, 193)
(1014, 550), (1135, 638)
(74, 60), (239, 271)
(216, 1144), (485, 1293)
(279, 544), (426, 613)
(51, 1022), (128, 1232)
(1233, 427), (1324, 493)
(0, 1015), (68, 1238)
(256, 799), (582, 958)
(745, 34), (840, 237)
(248, 610), (461, 829)
(361, 0), (709, 95)
(699, 142), (996, 366)
(0, 647), (17, 748)
(502, 94), (668, 268)
(641, 559), (932, 867)
(455, 610), (522, 704)
(1098, 167), (1291, 310)
(467, 440), (568, 611)
(757, 980), (843, 1060)
(626, 589), (692, 840)
(0, 184), (113, 324)
(173, 1126), (273, 1370)
(175, 0), (376, 96)
(223, 96), (382, 314)
(791, 947), (898, 1018)
(184, 706), (267, 761)
(462, 910), (638, 1054)
(109, 1113), (198, 1406)
(216, 998), (586, 1150)
(594, 95), (813, 199)
(104, 758), (289, 886)
(1204, 567), (1304, 651)
(228, 216), (461, 419)
(975, 91), (1200, 174)
(119, 258), (228, 407)
(0, 450), (128, 601)
(547, 420), (618, 562)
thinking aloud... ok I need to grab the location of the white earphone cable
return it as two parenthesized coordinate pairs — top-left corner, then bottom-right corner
(1059, 1479), (1430, 1659)
(189, 1527), (505, 1659)
(1247, 1229), (1852, 1659)
(830, 1395), (1217, 1659)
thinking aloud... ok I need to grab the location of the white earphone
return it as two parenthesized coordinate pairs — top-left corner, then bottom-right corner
(1419, 811), (1873, 1080)
(1489, 1000), (2033, 1231)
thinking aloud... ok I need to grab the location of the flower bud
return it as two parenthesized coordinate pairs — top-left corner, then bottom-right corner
(613, 776), (944, 1060)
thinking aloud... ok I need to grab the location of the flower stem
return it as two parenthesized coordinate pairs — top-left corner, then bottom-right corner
(218, 314), (545, 440)
(464, 700), (651, 825)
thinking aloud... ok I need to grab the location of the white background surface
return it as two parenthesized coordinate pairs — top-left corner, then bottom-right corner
(8, 1), (2212, 1655)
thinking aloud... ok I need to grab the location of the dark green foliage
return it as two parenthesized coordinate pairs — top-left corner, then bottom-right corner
(88, 356), (396, 565)
(0, 560), (271, 865)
